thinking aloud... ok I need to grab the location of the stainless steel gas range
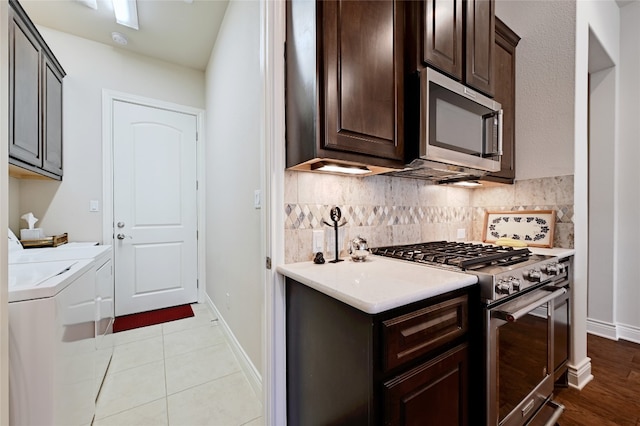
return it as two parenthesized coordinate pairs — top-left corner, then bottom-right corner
(372, 241), (570, 426)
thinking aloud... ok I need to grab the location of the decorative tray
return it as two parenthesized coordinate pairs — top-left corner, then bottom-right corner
(482, 211), (555, 248)
(20, 233), (68, 248)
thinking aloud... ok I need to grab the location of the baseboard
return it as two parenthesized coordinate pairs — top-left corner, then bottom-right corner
(586, 318), (640, 344)
(617, 323), (640, 344)
(586, 318), (618, 340)
(203, 293), (263, 399)
(566, 356), (593, 390)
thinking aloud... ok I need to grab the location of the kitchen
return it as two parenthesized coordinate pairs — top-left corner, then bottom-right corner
(277, 0), (637, 423)
(1, 0), (639, 425)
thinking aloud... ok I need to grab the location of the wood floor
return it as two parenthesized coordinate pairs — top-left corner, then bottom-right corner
(554, 334), (640, 425)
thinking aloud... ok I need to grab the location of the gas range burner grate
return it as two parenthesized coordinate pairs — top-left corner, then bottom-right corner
(371, 241), (532, 270)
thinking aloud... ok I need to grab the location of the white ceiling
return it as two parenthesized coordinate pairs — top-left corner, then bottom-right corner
(19, 0), (229, 71)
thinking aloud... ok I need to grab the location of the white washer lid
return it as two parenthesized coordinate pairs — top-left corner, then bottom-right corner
(9, 261), (78, 289)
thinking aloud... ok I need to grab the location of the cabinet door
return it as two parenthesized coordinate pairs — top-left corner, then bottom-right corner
(465, 0), (494, 96)
(384, 344), (468, 426)
(423, 0), (463, 80)
(42, 56), (64, 177)
(483, 18), (519, 183)
(322, 0), (404, 161)
(9, 8), (41, 167)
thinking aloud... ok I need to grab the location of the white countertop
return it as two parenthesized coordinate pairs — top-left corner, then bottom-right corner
(527, 246), (575, 258)
(277, 256), (478, 314)
(278, 243), (575, 315)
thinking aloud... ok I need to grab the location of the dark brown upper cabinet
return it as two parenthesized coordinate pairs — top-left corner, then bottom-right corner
(481, 17), (520, 184)
(286, 0), (406, 175)
(422, 0), (463, 81)
(9, 0), (65, 180)
(409, 0), (495, 97)
(465, 0), (495, 96)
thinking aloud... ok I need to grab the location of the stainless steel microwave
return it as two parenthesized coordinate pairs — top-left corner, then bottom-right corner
(420, 67), (502, 173)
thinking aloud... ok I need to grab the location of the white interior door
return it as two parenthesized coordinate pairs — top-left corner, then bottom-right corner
(113, 100), (198, 316)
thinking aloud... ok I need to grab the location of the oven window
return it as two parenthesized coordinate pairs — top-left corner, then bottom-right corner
(497, 308), (549, 421)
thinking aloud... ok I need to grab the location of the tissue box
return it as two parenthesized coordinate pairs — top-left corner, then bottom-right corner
(20, 228), (44, 240)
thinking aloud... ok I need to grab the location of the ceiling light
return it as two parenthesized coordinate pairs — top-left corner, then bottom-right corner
(112, 0), (139, 30)
(111, 32), (128, 45)
(310, 162), (371, 175)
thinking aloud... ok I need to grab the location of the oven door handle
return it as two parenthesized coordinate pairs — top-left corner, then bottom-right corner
(494, 287), (567, 322)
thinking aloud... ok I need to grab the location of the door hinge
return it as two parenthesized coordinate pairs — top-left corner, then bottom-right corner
(196, 180), (199, 190)
(266, 257), (272, 270)
(196, 230), (199, 240)
(196, 131), (199, 141)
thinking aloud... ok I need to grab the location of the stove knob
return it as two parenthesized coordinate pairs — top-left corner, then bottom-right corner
(557, 263), (566, 274)
(545, 263), (559, 275)
(510, 277), (522, 291)
(496, 280), (511, 295)
(526, 269), (542, 281)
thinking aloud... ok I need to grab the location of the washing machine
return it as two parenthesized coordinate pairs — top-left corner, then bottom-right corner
(8, 230), (113, 426)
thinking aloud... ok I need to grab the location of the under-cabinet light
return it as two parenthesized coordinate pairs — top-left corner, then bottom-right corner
(112, 0), (139, 30)
(452, 181), (483, 187)
(311, 162), (371, 175)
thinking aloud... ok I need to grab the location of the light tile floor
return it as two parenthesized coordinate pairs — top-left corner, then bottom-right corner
(93, 303), (263, 426)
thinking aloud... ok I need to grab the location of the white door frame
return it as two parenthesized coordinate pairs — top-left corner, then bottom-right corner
(0, 2), (10, 422)
(261, 0), (287, 424)
(102, 90), (206, 305)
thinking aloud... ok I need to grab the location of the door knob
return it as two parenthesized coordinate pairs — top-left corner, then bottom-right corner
(117, 233), (131, 240)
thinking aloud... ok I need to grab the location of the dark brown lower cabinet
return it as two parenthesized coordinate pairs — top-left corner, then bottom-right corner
(286, 278), (475, 426)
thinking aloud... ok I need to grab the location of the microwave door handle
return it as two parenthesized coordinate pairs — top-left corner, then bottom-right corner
(482, 111), (502, 157)
(494, 287), (567, 322)
(497, 109), (503, 156)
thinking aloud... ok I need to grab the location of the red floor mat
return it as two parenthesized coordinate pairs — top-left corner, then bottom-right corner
(113, 304), (195, 333)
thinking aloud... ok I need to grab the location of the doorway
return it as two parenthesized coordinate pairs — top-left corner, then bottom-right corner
(102, 91), (205, 316)
(586, 31), (616, 338)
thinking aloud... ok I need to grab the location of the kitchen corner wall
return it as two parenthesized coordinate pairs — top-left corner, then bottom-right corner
(284, 172), (574, 264)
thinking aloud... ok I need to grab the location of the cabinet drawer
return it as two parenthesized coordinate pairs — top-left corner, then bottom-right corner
(382, 294), (468, 371)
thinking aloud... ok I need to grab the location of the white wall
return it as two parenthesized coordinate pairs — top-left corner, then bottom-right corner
(204, 0), (263, 376)
(13, 28), (205, 242)
(614, 1), (640, 342)
(495, 0), (576, 180)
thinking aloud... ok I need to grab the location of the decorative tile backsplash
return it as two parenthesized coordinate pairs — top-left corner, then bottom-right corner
(284, 172), (574, 263)
(285, 205), (472, 229)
